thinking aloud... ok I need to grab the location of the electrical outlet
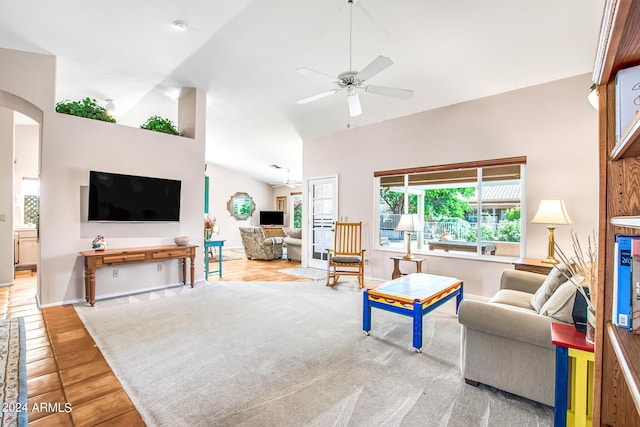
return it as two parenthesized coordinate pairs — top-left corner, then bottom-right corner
(157, 264), (162, 272)
(0, 214), (5, 222)
(113, 268), (119, 278)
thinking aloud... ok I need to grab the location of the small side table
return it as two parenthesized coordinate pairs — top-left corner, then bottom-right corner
(512, 258), (554, 275)
(551, 322), (594, 427)
(205, 239), (225, 279)
(391, 256), (425, 279)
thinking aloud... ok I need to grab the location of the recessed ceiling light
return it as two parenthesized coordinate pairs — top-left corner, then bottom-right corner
(172, 20), (189, 31)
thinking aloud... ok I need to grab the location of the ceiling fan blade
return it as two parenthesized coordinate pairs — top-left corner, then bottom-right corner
(355, 56), (393, 82)
(297, 68), (340, 84)
(365, 85), (413, 100)
(296, 89), (341, 105)
(347, 93), (362, 117)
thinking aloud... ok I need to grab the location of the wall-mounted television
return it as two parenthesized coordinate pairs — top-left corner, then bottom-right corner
(259, 210), (284, 226)
(88, 170), (181, 222)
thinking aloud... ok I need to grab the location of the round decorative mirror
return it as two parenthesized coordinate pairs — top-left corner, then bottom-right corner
(227, 192), (255, 220)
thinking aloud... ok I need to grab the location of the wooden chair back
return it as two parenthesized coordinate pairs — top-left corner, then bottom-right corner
(333, 222), (362, 256)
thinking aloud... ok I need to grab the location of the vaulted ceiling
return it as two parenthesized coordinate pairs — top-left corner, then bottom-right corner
(1, 0), (604, 184)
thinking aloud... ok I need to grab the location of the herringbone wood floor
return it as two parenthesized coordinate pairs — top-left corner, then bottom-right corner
(13, 251), (308, 426)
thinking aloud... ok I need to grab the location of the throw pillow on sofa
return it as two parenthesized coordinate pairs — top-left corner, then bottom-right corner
(530, 263), (570, 312)
(539, 275), (584, 323)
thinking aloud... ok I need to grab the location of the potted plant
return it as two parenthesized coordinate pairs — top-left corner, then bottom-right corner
(55, 97), (116, 123)
(140, 116), (179, 135)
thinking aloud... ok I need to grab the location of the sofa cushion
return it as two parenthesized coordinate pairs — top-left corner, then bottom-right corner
(490, 289), (537, 311)
(283, 228), (302, 239)
(539, 276), (583, 323)
(530, 264), (570, 312)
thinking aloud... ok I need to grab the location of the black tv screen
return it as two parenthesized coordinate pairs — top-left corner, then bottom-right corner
(88, 171), (181, 222)
(259, 210), (284, 226)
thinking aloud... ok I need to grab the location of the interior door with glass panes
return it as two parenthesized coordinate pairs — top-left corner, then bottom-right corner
(307, 176), (338, 269)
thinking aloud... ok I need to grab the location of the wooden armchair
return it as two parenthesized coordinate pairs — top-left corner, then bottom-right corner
(326, 221), (365, 287)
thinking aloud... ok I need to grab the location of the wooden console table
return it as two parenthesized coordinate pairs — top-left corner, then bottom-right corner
(512, 258), (553, 275)
(79, 245), (197, 306)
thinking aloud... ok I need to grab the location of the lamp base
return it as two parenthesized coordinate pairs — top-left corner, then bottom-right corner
(403, 253), (415, 260)
(541, 257), (559, 264)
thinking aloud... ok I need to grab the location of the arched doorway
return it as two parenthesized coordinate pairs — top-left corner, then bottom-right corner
(0, 90), (43, 302)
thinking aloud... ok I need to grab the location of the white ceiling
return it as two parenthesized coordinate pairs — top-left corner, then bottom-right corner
(1, 0), (604, 184)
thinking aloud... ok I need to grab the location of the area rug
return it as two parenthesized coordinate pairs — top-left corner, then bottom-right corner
(0, 317), (28, 427)
(76, 281), (552, 426)
(278, 266), (326, 281)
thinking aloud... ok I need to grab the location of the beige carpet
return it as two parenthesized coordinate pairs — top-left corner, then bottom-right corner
(76, 281), (552, 426)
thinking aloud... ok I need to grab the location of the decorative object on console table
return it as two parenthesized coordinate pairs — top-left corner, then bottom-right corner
(395, 214), (422, 259)
(174, 236), (190, 246)
(530, 199), (572, 264)
(512, 258), (554, 275)
(92, 235), (106, 251)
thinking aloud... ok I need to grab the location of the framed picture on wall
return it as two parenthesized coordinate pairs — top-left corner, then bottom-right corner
(276, 196), (287, 213)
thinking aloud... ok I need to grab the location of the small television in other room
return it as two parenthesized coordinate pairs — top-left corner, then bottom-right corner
(88, 170), (181, 222)
(259, 210), (284, 226)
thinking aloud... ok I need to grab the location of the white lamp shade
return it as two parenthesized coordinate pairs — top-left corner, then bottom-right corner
(531, 199), (572, 225)
(396, 214), (422, 232)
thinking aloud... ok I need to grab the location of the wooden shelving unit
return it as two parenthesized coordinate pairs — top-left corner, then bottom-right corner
(593, 0), (640, 425)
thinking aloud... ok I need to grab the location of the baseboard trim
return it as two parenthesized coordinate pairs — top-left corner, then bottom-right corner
(38, 279), (207, 308)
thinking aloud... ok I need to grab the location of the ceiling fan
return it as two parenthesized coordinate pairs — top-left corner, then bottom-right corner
(296, 0), (413, 117)
(270, 167), (299, 188)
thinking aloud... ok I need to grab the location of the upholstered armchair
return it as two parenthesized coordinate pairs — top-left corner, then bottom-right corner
(239, 227), (284, 260)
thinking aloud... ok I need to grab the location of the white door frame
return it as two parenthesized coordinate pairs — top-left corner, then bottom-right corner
(306, 175), (338, 270)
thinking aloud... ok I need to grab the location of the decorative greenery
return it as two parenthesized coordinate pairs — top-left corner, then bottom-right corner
(140, 116), (179, 135)
(55, 97), (116, 123)
(496, 219), (520, 242)
(293, 199), (303, 228)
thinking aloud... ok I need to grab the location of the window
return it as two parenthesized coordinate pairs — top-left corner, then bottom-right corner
(291, 193), (302, 228)
(375, 157), (524, 258)
(22, 178), (39, 226)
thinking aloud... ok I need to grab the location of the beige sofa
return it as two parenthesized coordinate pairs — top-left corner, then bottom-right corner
(282, 227), (302, 261)
(458, 268), (576, 407)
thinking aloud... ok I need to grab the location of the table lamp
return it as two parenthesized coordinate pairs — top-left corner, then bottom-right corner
(396, 214), (421, 259)
(531, 199), (572, 264)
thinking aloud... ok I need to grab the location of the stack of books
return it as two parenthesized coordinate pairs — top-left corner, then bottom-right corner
(614, 234), (640, 333)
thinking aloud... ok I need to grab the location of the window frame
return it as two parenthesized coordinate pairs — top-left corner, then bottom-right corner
(374, 156), (526, 260)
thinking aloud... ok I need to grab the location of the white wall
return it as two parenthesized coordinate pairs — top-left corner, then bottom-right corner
(206, 162), (274, 248)
(0, 47), (207, 306)
(304, 73), (599, 299)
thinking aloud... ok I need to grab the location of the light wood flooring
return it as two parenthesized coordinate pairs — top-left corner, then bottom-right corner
(10, 251), (310, 426)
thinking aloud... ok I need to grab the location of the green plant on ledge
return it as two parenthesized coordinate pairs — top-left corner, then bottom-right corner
(55, 98), (116, 123)
(140, 116), (179, 135)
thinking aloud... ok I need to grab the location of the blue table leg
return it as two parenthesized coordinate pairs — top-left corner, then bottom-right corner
(554, 345), (568, 426)
(204, 244), (210, 280)
(413, 300), (422, 352)
(363, 291), (371, 334)
(217, 248), (223, 278)
(455, 282), (464, 314)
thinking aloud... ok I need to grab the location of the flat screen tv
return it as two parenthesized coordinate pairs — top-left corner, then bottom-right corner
(259, 210), (284, 226)
(88, 170), (181, 222)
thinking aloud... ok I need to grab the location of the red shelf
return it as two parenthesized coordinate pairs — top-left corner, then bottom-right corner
(551, 322), (594, 353)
